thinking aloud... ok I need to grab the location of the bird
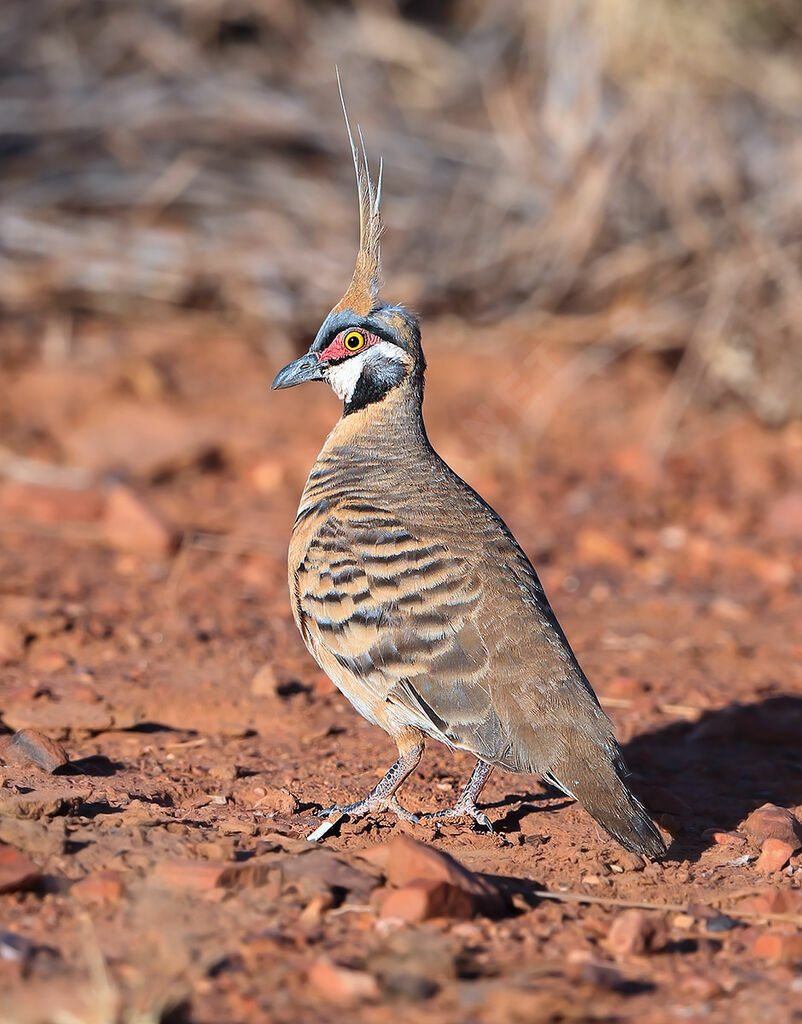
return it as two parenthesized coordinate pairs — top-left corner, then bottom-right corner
(270, 79), (667, 858)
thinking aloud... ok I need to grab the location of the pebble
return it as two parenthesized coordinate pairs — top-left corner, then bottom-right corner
(754, 932), (802, 964)
(0, 622), (24, 665)
(0, 729), (69, 773)
(254, 784), (298, 816)
(250, 664), (280, 697)
(701, 829), (746, 847)
(378, 879), (475, 924)
(606, 909), (667, 956)
(71, 870), (125, 905)
(380, 834), (504, 916)
(741, 804), (801, 851)
(755, 838), (796, 874)
(101, 484), (173, 557)
(307, 958), (379, 1005)
(0, 844), (41, 894)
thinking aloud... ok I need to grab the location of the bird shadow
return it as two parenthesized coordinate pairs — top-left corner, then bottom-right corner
(621, 695), (802, 862)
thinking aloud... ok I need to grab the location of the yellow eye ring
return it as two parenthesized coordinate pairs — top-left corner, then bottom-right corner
(343, 330), (366, 352)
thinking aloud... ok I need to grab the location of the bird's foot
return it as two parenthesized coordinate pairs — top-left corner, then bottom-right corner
(419, 800), (494, 832)
(315, 793), (419, 825)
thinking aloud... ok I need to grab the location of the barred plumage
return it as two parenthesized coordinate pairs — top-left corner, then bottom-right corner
(271, 85), (666, 858)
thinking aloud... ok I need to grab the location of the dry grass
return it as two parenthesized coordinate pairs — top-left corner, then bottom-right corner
(0, 0), (800, 421)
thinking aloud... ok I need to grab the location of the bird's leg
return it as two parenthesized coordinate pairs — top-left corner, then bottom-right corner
(316, 731), (423, 825)
(421, 759), (494, 831)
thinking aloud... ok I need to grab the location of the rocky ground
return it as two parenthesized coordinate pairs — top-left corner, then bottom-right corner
(0, 319), (800, 1023)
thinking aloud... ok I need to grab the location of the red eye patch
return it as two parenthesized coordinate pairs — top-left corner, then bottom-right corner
(318, 328), (380, 362)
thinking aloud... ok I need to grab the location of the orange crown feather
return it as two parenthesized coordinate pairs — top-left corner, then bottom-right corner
(332, 69), (384, 317)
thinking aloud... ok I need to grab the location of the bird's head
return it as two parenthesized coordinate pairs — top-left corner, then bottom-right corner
(271, 76), (424, 414)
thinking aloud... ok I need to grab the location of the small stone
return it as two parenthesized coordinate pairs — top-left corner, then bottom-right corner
(307, 958), (380, 1005)
(0, 729), (69, 773)
(741, 889), (802, 915)
(72, 871), (125, 904)
(3, 699), (113, 737)
(756, 838), (795, 874)
(0, 623), (24, 665)
(672, 913), (695, 930)
(606, 909), (667, 956)
(741, 804), (802, 850)
(27, 648), (69, 673)
(0, 844), (41, 894)
(251, 664), (280, 697)
(765, 491), (802, 540)
(151, 860), (237, 891)
(706, 915), (738, 933)
(702, 829), (746, 846)
(247, 458), (284, 494)
(254, 784), (298, 816)
(613, 850), (645, 872)
(576, 528), (629, 566)
(381, 834), (504, 916)
(102, 485), (173, 557)
(754, 932), (802, 963)
(379, 879), (475, 923)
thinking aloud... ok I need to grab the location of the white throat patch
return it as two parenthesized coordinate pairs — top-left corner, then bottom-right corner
(326, 341), (407, 403)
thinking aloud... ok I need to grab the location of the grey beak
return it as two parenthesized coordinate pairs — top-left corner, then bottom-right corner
(271, 352), (325, 390)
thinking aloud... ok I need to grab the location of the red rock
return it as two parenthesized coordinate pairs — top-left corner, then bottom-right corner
(756, 838), (795, 874)
(0, 845), (41, 894)
(603, 676), (647, 699)
(741, 804), (802, 851)
(378, 879), (475, 923)
(741, 889), (802, 915)
(251, 664), (280, 697)
(0, 482), (103, 524)
(606, 909), (667, 956)
(575, 528), (629, 566)
(72, 870), (125, 904)
(0, 623), (24, 665)
(62, 401), (219, 479)
(2, 699), (114, 736)
(151, 860), (238, 891)
(151, 857), (278, 892)
(702, 829), (746, 846)
(0, 729), (69, 772)
(765, 491), (802, 539)
(247, 458), (284, 494)
(382, 834), (503, 915)
(754, 932), (802, 963)
(27, 648), (70, 673)
(254, 785), (298, 816)
(307, 958), (379, 1005)
(613, 850), (645, 872)
(101, 485), (173, 557)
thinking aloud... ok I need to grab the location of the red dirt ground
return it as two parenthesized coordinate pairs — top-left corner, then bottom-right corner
(0, 319), (800, 1023)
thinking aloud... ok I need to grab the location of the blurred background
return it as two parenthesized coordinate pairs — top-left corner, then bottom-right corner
(1, 7), (801, 1019)
(1, 0), (801, 424)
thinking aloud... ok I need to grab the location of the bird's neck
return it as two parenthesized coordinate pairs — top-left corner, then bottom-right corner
(322, 377), (428, 457)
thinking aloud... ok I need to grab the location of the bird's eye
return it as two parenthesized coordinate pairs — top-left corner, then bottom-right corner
(343, 330), (365, 352)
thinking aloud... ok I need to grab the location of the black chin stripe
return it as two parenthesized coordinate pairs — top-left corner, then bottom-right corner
(344, 361), (407, 415)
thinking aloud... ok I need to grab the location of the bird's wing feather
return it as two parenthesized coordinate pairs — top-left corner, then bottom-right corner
(294, 504), (613, 775)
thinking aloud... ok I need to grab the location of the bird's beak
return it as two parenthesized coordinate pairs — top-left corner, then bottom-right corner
(270, 352), (325, 390)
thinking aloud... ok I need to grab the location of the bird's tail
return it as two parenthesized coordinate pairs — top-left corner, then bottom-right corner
(547, 752), (667, 859)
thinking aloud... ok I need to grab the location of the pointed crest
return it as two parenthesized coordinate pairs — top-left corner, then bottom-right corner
(332, 69), (383, 316)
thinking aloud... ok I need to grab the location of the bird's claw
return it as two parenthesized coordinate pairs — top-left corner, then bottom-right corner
(313, 794), (418, 825)
(419, 803), (495, 832)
